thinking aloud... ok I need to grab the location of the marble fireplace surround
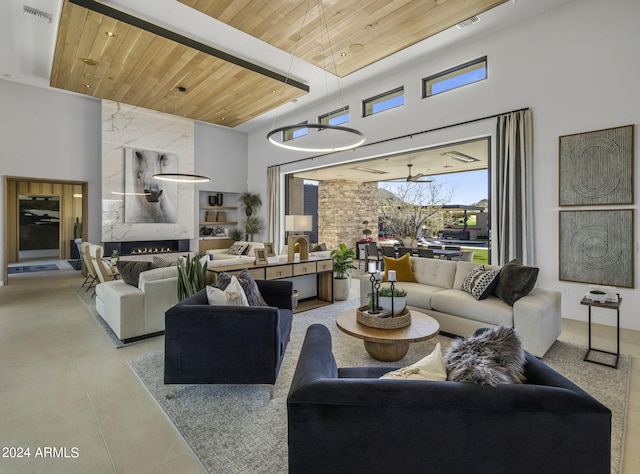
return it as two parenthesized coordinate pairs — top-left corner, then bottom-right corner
(102, 101), (195, 244)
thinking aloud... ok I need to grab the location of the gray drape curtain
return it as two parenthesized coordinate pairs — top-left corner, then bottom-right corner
(495, 109), (534, 265)
(267, 165), (281, 252)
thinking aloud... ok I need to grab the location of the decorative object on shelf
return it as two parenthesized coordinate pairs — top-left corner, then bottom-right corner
(265, 0), (365, 153)
(287, 235), (310, 263)
(177, 254), (208, 301)
(254, 248), (268, 265)
(216, 211), (227, 222)
(331, 243), (356, 301)
(217, 193), (223, 206)
(206, 211), (217, 222)
(559, 124), (633, 206)
(559, 209), (633, 287)
(264, 242), (276, 257)
(208, 194), (218, 206)
(200, 226), (213, 236)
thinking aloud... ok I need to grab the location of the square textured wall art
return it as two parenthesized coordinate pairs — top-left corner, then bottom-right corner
(559, 209), (634, 288)
(559, 124), (634, 206)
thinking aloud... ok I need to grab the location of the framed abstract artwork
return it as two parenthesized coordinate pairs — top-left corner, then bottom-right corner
(559, 209), (634, 288)
(559, 124), (634, 206)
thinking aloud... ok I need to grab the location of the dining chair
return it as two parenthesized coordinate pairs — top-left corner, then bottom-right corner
(417, 248), (434, 259)
(364, 242), (382, 271)
(357, 243), (368, 270)
(381, 246), (397, 259)
(397, 247), (412, 258)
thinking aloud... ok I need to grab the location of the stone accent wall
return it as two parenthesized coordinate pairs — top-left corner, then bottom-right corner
(317, 180), (378, 251)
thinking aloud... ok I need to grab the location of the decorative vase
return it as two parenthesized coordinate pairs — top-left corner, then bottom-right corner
(378, 296), (406, 316)
(333, 277), (350, 301)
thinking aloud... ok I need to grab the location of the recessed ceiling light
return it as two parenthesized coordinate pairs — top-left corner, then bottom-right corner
(105, 31), (115, 37)
(340, 52), (347, 57)
(441, 151), (480, 163)
(84, 84), (92, 88)
(80, 57), (98, 66)
(349, 43), (364, 53)
(351, 167), (388, 175)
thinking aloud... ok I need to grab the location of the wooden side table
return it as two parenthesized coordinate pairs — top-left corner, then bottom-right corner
(580, 295), (621, 369)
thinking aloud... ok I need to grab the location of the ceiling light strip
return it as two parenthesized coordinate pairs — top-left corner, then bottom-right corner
(68, 0), (309, 93)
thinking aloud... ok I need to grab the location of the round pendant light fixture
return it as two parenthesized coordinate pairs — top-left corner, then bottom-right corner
(152, 173), (210, 183)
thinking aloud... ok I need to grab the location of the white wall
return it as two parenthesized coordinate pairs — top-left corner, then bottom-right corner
(246, 0), (640, 331)
(0, 81), (102, 285)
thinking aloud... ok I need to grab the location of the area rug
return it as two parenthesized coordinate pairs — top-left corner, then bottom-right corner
(128, 298), (630, 474)
(8, 263), (59, 274)
(75, 287), (162, 348)
(67, 259), (82, 271)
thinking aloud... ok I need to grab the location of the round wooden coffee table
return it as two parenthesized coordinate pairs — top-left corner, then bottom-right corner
(336, 308), (440, 362)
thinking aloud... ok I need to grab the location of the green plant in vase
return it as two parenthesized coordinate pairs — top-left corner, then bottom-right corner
(177, 254), (208, 301)
(229, 228), (244, 242)
(330, 243), (356, 301)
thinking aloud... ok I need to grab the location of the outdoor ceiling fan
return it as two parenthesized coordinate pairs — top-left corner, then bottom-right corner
(404, 164), (432, 183)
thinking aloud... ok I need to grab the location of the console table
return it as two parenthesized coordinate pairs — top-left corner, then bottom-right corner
(208, 257), (333, 312)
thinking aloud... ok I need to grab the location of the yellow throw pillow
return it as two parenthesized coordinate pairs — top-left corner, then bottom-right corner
(382, 252), (415, 282)
(380, 343), (447, 381)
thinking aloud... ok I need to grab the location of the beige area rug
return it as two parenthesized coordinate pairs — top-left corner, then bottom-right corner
(127, 298), (630, 473)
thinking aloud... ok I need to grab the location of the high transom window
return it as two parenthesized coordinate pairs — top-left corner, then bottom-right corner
(319, 107), (349, 126)
(423, 57), (487, 97)
(363, 87), (404, 117)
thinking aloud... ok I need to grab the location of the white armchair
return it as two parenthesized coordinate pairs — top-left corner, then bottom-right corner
(95, 266), (178, 342)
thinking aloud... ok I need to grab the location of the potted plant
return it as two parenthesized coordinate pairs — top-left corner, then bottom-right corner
(239, 192), (263, 241)
(177, 254), (208, 301)
(229, 228), (244, 242)
(330, 243), (356, 301)
(377, 286), (407, 315)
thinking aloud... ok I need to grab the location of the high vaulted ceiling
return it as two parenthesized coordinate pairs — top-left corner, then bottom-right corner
(0, 0), (574, 133)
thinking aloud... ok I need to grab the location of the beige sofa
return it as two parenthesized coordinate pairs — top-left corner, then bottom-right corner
(206, 241), (264, 268)
(359, 257), (561, 357)
(95, 266), (178, 342)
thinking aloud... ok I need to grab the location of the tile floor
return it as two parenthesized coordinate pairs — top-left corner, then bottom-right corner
(0, 262), (638, 473)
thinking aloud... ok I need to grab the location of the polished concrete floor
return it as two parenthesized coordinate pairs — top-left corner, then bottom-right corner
(0, 262), (638, 473)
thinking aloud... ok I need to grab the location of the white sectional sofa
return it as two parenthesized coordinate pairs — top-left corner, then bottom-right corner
(95, 265), (178, 342)
(359, 257), (561, 357)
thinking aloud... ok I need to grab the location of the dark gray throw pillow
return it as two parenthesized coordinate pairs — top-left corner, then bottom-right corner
(212, 272), (232, 290)
(236, 269), (268, 306)
(444, 326), (526, 386)
(116, 260), (153, 287)
(493, 259), (539, 306)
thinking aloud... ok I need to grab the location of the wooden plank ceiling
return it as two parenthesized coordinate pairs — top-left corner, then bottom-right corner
(50, 0), (508, 128)
(179, 0), (509, 77)
(50, 0), (308, 128)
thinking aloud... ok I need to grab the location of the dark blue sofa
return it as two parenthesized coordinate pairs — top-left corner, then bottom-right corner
(164, 279), (293, 388)
(287, 324), (611, 474)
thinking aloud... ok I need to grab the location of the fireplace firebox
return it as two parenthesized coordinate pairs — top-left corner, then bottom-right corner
(104, 240), (189, 256)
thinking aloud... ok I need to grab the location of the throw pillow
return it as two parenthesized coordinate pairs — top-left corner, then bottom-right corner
(116, 260), (152, 286)
(152, 255), (178, 268)
(227, 243), (248, 255)
(206, 275), (248, 306)
(380, 343), (447, 381)
(236, 269), (268, 306)
(382, 252), (415, 282)
(493, 259), (539, 306)
(212, 272), (232, 290)
(443, 326), (526, 386)
(461, 266), (500, 300)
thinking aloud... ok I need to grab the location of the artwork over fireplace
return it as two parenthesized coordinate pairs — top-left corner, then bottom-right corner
(125, 148), (178, 223)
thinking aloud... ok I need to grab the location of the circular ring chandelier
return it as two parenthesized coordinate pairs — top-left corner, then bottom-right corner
(267, 123), (365, 153)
